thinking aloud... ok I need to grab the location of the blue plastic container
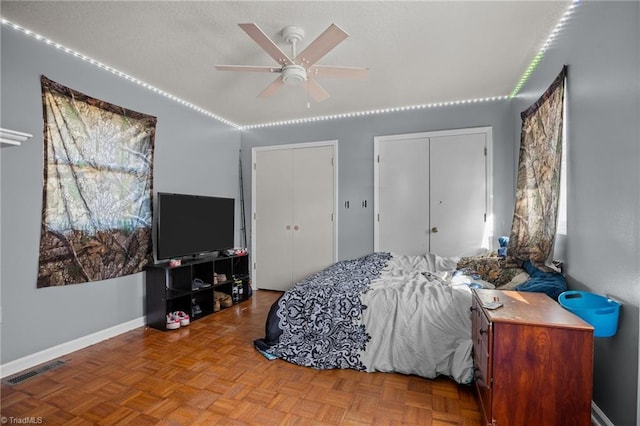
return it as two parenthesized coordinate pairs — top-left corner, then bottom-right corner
(559, 291), (621, 337)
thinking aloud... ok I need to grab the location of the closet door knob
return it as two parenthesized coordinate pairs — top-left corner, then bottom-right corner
(431, 227), (439, 233)
(294, 225), (299, 231)
(286, 225), (291, 230)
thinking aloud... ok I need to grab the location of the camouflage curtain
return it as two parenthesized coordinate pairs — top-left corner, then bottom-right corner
(507, 66), (567, 271)
(37, 76), (156, 287)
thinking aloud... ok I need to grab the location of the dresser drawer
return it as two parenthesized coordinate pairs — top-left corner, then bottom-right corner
(471, 294), (493, 423)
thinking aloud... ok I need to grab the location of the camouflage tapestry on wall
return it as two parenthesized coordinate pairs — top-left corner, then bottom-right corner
(37, 76), (156, 287)
(507, 66), (567, 271)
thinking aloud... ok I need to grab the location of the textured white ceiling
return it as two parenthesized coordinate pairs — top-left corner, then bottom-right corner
(1, 1), (571, 127)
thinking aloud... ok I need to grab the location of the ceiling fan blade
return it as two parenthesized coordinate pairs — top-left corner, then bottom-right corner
(306, 78), (330, 102)
(310, 65), (369, 79)
(215, 65), (281, 73)
(238, 23), (293, 66)
(258, 77), (285, 98)
(295, 23), (349, 68)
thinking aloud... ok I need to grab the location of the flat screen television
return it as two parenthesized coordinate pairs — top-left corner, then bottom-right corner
(155, 192), (235, 261)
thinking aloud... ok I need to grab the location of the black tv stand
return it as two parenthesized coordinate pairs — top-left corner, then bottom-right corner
(144, 253), (250, 331)
(186, 252), (217, 261)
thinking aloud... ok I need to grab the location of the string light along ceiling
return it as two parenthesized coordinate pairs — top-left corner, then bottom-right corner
(509, 0), (581, 98)
(1, 0), (579, 130)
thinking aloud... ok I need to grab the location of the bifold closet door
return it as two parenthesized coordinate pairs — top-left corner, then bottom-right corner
(254, 145), (335, 291)
(376, 137), (430, 255)
(375, 129), (489, 257)
(254, 149), (294, 291)
(291, 146), (335, 284)
(429, 133), (487, 257)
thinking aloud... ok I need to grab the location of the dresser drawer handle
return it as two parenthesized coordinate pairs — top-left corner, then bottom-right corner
(473, 367), (483, 381)
(470, 306), (477, 312)
(479, 328), (487, 335)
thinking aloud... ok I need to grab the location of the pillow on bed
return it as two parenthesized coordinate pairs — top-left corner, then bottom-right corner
(499, 271), (530, 290)
(450, 269), (495, 289)
(456, 251), (523, 287)
(494, 267), (528, 287)
(387, 252), (460, 279)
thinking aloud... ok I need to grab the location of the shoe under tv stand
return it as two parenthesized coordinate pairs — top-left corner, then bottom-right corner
(144, 253), (250, 331)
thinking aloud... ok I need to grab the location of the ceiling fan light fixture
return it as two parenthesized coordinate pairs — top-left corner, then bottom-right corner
(281, 64), (307, 85)
(215, 23), (366, 100)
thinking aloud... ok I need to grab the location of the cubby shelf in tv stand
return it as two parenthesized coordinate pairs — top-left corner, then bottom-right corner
(144, 253), (250, 331)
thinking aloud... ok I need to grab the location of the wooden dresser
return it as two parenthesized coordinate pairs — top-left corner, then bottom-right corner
(471, 289), (594, 426)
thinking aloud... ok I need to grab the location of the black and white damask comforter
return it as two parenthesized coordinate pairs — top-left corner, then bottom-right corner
(253, 252), (475, 384)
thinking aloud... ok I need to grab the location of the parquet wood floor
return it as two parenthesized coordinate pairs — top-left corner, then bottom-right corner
(1, 290), (482, 425)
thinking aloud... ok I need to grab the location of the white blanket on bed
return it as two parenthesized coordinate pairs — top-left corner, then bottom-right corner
(359, 253), (474, 384)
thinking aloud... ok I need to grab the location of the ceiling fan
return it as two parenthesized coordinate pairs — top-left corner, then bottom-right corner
(215, 23), (368, 102)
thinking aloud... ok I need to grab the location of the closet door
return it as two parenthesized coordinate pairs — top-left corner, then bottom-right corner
(291, 145), (335, 283)
(375, 128), (491, 257)
(254, 149), (294, 291)
(253, 143), (336, 291)
(429, 133), (487, 257)
(376, 137), (430, 255)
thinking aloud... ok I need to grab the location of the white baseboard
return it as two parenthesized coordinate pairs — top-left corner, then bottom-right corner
(591, 401), (615, 426)
(0, 316), (145, 378)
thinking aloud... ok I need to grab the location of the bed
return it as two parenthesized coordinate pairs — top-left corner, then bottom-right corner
(254, 251), (567, 385)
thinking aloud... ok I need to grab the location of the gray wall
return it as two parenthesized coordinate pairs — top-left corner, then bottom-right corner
(509, 2), (639, 425)
(0, 26), (241, 364)
(241, 102), (514, 262)
(2, 2), (638, 423)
